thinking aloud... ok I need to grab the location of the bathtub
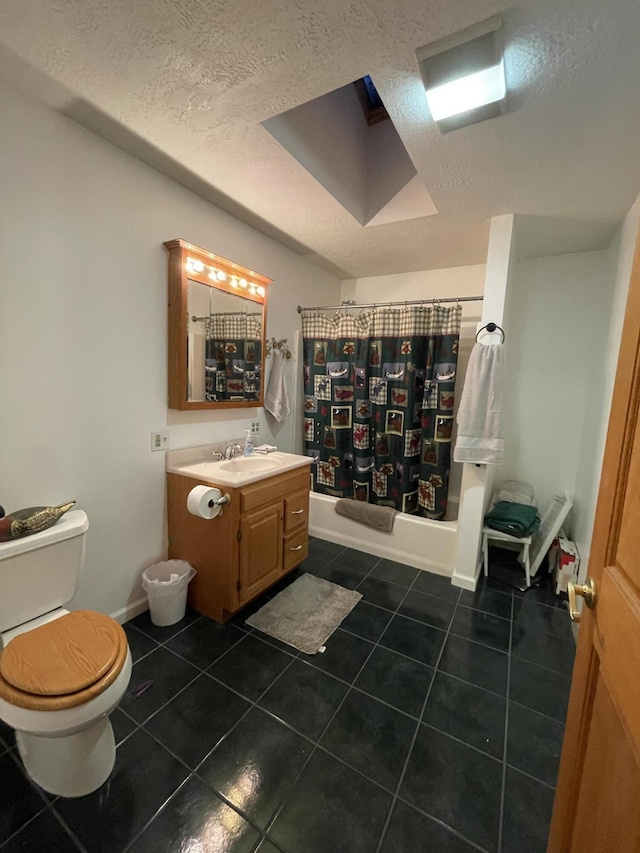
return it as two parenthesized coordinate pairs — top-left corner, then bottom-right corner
(308, 492), (459, 577)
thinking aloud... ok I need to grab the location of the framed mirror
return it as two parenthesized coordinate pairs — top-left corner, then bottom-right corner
(164, 239), (271, 410)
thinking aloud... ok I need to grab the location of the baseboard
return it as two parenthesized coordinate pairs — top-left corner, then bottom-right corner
(450, 556), (483, 591)
(110, 596), (148, 625)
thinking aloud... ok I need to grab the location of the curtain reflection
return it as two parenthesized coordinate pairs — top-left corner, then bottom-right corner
(203, 312), (262, 402)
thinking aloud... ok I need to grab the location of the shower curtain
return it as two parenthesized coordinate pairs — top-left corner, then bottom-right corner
(302, 305), (461, 519)
(204, 313), (262, 402)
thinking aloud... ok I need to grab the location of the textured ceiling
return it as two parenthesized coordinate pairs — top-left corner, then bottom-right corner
(0, 0), (638, 277)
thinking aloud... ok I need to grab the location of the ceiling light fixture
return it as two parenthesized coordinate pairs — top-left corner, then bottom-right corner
(416, 15), (507, 132)
(426, 60), (505, 121)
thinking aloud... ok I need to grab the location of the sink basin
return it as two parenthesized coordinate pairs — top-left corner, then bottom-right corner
(166, 448), (312, 488)
(218, 456), (281, 473)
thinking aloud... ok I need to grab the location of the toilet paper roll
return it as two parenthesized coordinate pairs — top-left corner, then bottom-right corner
(187, 485), (223, 520)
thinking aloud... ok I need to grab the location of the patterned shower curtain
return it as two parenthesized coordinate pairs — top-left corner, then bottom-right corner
(204, 313), (262, 402)
(302, 305), (461, 519)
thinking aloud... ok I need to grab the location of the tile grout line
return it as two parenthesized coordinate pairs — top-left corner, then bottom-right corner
(169, 569), (557, 850)
(48, 805), (91, 853)
(121, 652), (303, 853)
(2, 551), (562, 853)
(258, 563), (430, 846)
(0, 748), (88, 853)
(372, 583), (464, 853)
(122, 571), (565, 852)
(497, 588), (515, 853)
(122, 622), (288, 731)
(120, 774), (200, 853)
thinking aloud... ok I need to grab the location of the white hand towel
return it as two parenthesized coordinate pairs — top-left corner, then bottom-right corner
(454, 342), (506, 465)
(264, 354), (291, 424)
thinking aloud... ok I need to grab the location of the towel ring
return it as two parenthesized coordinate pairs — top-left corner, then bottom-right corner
(476, 323), (505, 343)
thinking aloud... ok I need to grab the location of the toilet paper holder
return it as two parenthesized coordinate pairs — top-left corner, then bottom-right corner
(209, 493), (230, 509)
(187, 485), (231, 520)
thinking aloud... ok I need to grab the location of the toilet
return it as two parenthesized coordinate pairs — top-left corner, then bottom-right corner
(0, 510), (132, 797)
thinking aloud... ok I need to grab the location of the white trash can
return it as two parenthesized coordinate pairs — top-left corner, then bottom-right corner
(141, 560), (196, 626)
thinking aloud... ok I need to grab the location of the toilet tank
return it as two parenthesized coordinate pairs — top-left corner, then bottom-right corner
(0, 510), (89, 633)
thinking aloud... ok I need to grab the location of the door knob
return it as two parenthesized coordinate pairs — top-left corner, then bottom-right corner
(567, 578), (597, 623)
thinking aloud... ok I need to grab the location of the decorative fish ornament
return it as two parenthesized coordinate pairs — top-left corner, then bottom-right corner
(0, 501), (76, 542)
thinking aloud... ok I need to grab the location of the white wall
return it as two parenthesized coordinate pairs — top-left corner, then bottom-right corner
(341, 265), (486, 503)
(499, 249), (615, 540)
(0, 81), (340, 619)
(572, 196), (640, 578)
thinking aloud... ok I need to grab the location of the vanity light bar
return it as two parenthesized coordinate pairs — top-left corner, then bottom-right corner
(186, 258), (263, 294)
(186, 256), (231, 283)
(168, 240), (270, 306)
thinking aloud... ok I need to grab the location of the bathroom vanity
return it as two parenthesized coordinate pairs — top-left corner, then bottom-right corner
(166, 448), (311, 622)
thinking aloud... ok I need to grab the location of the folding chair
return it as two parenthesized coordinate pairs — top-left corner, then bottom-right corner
(482, 494), (573, 588)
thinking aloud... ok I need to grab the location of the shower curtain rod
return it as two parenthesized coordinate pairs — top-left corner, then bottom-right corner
(191, 311), (262, 322)
(296, 296), (483, 313)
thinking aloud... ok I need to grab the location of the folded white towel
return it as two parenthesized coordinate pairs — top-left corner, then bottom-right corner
(494, 481), (534, 505)
(264, 354), (291, 424)
(454, 342), (506, 465)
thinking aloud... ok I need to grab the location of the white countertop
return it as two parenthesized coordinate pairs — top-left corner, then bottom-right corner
(166, 446), (312, 488)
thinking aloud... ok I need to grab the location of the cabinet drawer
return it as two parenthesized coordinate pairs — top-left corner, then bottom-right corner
(241, 467), (310, 513)
(284, 487), (309, 534)
(283, 529), (308, 573)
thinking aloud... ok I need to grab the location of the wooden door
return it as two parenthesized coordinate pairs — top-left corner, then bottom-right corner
(238, 501), (283, 604)
(548, 228), (640, 852)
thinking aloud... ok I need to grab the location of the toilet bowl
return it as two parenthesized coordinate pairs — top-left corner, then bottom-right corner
(0, 511), (132, 797)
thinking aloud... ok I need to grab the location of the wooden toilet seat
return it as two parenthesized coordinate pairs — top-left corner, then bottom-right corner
(0, 610), (128, 711)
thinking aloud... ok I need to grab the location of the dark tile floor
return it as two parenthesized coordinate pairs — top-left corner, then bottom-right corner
(0, 540), (576, 853)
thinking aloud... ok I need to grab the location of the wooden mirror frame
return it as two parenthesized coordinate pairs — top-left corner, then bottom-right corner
(164, 239), (271, 410)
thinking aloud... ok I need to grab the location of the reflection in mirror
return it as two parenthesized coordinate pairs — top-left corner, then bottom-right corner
(164, 239), (271, 411)
(187, 281), (262, 402)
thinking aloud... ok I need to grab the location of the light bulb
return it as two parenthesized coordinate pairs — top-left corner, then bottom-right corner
(257, 286), (265, 297)
(216, 271), (227, 281)
(192, 259), (205, 273)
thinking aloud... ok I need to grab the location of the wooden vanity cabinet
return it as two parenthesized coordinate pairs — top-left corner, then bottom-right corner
(167, 465), (310, 622)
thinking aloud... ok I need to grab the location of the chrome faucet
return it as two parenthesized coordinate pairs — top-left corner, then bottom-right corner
(211, 449), (224, 462)
(224, 443), (243, 460)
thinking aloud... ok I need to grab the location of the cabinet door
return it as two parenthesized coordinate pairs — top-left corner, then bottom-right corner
(239, 502), (283, 604)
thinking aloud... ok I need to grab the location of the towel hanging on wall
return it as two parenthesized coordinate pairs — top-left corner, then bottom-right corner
(264, 352), (291, 423)
(454, 341), (506, 465)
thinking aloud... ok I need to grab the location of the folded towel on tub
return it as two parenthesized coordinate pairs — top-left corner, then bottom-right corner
(335, 499), (397, 533)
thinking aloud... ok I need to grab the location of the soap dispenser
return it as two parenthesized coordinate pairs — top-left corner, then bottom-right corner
(244, 430), (254, 457)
